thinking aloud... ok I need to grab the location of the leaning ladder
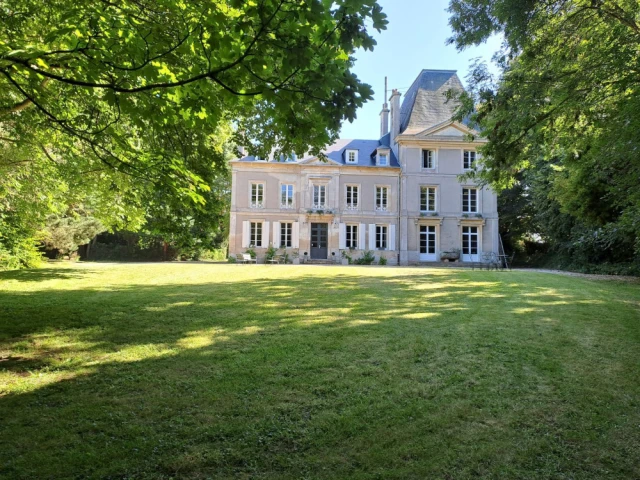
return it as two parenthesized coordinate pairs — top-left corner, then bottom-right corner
(498, 235), (509, 269)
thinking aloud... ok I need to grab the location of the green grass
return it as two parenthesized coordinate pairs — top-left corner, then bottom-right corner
(1, 263), (639, 479)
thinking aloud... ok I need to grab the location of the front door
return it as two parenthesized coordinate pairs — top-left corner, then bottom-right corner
(419, 225), (437, 261)
(310, 223), (328, 259)
(462, 226), (480, 262)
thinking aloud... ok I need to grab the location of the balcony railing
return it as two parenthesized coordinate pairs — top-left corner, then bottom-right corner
(375, 205), (388, 212)
(250, 202), (265, 209)
(345, 204), (359, 211)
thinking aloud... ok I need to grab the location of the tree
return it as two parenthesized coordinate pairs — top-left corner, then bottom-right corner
(447, 0), (640, 267)
(43, 215), (105, 257)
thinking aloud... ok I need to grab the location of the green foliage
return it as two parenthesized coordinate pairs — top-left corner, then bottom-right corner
(378, 256), (388, 265)
(265, 245), (278, 261)
(354, 250), (376, 265)
(43, 216), (105, 256)
(448, 0), (640, 268)
(245, 247), (256, 259)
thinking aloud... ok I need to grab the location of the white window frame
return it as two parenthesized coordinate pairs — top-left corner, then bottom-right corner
(280, 222), (293, 248)
(422, 149), (436, 170)
(375, 224), (388, 250)
(280, 183), (294, 209)
(375, 185), (389, 212)
(345, 149), (358, 164)
(463, 150), (476, 170)
(420, 186), (437, 213)
(250, 182), (265, 209)
(377, 152), (389, 166)
(345, 224), (358, 249)
(462, 187), (479, 213)
(250, 221), (263, 247)
(345, 184), (359, 210)
(312, 183), (327, 209)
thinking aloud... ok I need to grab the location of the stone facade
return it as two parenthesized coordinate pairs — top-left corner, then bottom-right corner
(229, 70), (499, 265)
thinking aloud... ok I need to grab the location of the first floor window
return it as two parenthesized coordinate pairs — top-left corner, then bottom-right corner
(281, 184), (294, 208)
(313, 184), (326, 207)
(346, 185), (359, 209)
(420, 225), (436, 254)
(463, 150), (476, 170)
(280, 222), (292, 247)
(376, 225), (388, 250)
(376, 186), (389, 211)
(420, 186), (436, 212)
(462, 226), (479, 255)
(251, 183), (264, 208)
(346, 224), (358, 248)
(250, 222), (263, 246)
(462, 188), (478, 213)
(422, 149), (434, 169)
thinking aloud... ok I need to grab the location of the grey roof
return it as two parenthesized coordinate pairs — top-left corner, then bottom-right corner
(399, 70), (465, 135)
(237, 137), (399, 167)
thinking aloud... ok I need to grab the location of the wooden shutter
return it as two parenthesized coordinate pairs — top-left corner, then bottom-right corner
(368, 224), (376, 250)
(272, 222), (280, 248)
(339, 223), (346, 249)
(292, 222), (300, 248)
(262, 222), (270, 248)
(358, 223), (366, 250)
(389, 224), (396, 251)
(242, 221), (250, 248)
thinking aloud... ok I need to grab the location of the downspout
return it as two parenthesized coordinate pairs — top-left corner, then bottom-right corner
(397, 147), (401, 266)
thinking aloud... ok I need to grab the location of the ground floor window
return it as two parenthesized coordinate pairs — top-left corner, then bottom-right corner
(462, 226), (478, 255)
(376, 225), (388, 250)
(250, 222), (263, 247)
(280, 222), (292, 247)
(346, 224), (358, 249)
(420, 225), (436, 254)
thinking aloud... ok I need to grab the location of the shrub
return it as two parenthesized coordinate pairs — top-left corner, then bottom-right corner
(378, 256), (388, 265)
(354, 250), (376, 265)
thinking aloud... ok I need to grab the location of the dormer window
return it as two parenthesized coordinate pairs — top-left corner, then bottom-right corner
(377, 150), (389, 166)
(345, 149), (358, 164)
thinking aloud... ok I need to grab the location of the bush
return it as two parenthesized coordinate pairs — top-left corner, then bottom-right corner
(354, 250), (376, 265)
(378, 256), (388, 265)
(0, 240), (44, 271)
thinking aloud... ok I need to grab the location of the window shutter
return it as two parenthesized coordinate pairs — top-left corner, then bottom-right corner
(262, 222), (270, 248)
(358, 223), (366, 250)
(292, 222), (300, 248)
(242, 221), (250, 248)
(368, 224), (376, 250)
(339, 223), (346, 249)
(389, 224), (396, 251)
(272, 222), (280, 248)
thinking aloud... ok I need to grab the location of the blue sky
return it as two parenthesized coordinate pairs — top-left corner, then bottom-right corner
(339, 0), (501, 139)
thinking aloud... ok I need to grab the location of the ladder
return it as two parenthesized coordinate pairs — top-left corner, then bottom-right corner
(498, 234), (509, 269)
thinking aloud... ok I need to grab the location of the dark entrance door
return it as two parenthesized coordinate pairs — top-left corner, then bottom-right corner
(310, 223), (328, 259)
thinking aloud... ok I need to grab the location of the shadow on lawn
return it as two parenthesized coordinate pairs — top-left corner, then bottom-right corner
(0, 269), (635, 479)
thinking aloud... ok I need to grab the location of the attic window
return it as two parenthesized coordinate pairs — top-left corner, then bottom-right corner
(378, 152), (389, 166)
(345, 149), (358, 163)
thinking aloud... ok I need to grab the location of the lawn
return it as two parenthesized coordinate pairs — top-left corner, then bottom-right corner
(1, 263), (639, 479)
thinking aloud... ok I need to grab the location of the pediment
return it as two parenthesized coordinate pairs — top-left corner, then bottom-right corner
(414, 121), (478, 139)
(299, 156), (341, 166)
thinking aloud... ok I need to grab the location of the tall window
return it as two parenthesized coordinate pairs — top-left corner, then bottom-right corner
(376, 225), (388, 250)
(378, 153), (388, 166)
(376, 186), (389, 211)
(312, 184), (326, 208)
(250, 183), (264, 208)
(420, 225), (436, 255)
(280, 222), (292, 247)
(420, 186), (436, 212)
(250, 222), (262, 246)
(281, 184), (294, 208)
(462, 226), (479, 255)
(346, 224), (358, 249)
(346, 150), (357, 163)
(346, 185), (359, 209)
(422, 150), (434, 169)
(463, 150), (476, 170)
(462, 188), (478, 213)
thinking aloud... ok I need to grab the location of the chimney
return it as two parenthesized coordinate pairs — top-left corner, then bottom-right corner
(389, 88), (401, 155)
(379, 76), (390, 137)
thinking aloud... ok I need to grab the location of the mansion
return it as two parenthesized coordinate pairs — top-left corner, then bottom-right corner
(229, 69), (499, 265)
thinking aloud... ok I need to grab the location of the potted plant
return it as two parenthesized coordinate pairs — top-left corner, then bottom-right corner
(440, 249), (460, 262)
(291, 249), (300, 265)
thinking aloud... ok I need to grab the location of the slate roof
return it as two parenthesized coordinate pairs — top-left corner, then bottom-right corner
(237, 138), (399, 168)
(399, 70), (465, 135)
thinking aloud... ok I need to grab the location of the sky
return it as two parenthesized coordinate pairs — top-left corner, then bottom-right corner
(339, 0), (501, 140)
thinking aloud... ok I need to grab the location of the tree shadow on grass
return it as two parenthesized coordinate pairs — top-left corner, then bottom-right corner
(1, 270), (639, 479)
